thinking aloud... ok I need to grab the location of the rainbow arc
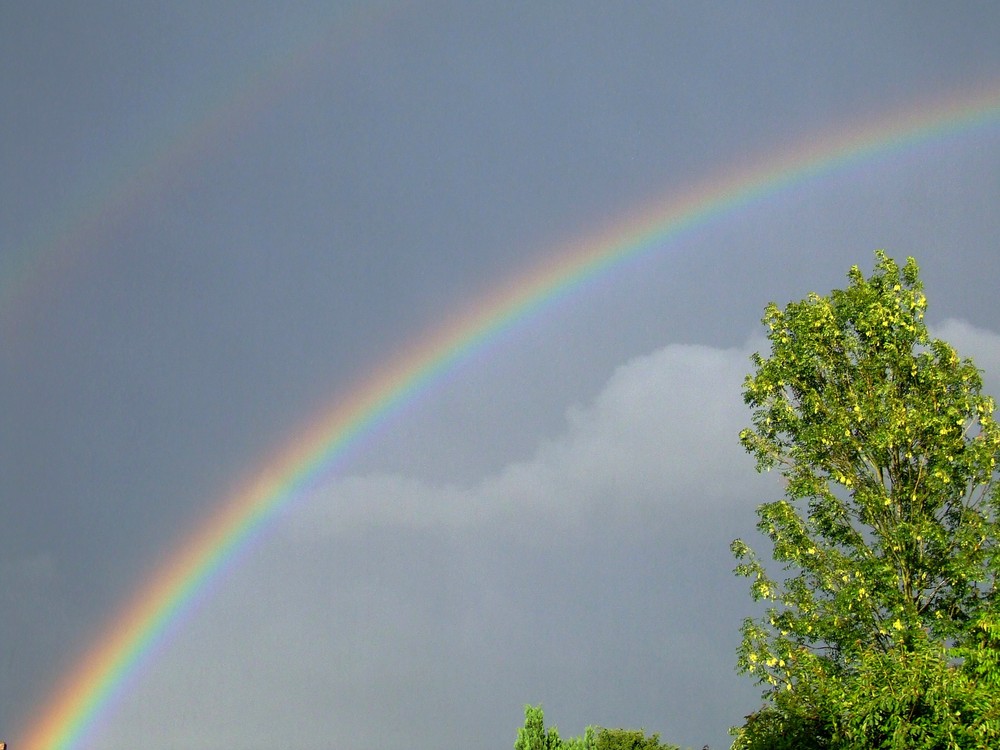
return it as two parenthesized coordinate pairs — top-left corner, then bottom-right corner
(17, 83), (1000, 749)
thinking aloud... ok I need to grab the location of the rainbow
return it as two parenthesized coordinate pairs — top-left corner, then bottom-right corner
(0, 0), (407, 335)
(17, 83), (1000, 749)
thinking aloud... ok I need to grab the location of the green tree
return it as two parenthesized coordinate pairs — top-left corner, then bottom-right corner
(593, 726), (678, 750)
(514, 706), (680, 750)
(516, 705), (566, 750)
(731, 252), (1000, 748)
(562, 726), (597, 750)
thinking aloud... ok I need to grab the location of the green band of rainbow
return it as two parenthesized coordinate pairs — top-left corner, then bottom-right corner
(19, 83), (1000, 749)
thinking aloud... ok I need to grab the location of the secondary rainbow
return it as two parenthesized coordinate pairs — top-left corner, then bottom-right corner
(19, 83), (1000, 749)
(0, 0), (407, 335)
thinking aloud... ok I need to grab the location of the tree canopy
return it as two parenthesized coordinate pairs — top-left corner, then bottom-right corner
(514, 705), (679, 750)
(731, 251), (1000, 748)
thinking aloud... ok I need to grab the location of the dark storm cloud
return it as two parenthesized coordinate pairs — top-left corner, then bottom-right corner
(2, 2), (999, 749)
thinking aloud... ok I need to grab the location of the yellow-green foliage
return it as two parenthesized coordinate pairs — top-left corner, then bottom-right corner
(515, 706), (679, 750)
(732, 252), (1000, 748)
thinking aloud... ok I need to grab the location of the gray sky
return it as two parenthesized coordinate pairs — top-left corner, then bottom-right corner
(3, 3), (1000, 749)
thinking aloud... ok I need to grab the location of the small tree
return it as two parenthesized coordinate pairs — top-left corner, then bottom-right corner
(516, 705), (566, 750)
(515, 706), (679, 750)
(731, 252), (1000, 747)
(593, 727), (678, 750)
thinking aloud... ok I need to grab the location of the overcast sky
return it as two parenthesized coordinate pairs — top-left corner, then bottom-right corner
(3, 3), (1000, 749)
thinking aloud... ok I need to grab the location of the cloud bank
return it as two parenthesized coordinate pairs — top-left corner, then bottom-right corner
(295, 340), (763, 536)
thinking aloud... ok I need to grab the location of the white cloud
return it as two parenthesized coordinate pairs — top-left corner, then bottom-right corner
(931, 318), (1000, 397)
(294, 341), (761, 538)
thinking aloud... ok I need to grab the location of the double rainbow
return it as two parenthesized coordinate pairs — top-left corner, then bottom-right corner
(17, 83), (1000, 749)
